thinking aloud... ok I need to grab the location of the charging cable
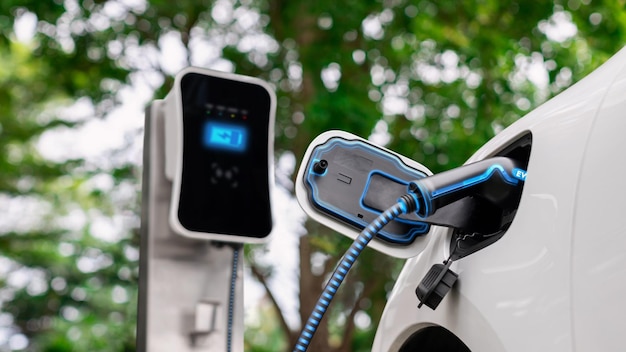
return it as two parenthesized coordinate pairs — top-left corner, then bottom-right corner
(293, 194), (418, 352)
(227, 244), (241, 352)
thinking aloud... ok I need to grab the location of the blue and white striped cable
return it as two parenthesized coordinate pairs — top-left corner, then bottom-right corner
(227, 245), (240, 352)
(293, 195), (417, 352)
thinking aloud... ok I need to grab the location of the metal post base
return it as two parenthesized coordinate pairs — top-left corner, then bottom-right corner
(137, 101), (243, 352)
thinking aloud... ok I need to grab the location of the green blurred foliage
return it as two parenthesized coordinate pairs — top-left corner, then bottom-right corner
(0, 0), (625, 351)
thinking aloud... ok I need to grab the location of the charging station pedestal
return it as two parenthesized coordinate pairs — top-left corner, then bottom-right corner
(137, 101), (244, 352)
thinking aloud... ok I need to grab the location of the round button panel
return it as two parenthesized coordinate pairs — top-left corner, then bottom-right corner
(210, 162), (240, 188)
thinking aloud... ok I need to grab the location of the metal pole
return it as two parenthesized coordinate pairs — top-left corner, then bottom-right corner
(137, 101), (243, 352)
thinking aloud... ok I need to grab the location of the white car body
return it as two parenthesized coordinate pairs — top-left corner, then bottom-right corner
(372, 46), (626, 351)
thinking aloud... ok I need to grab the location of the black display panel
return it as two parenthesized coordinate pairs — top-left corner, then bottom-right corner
(177, 72), (273, 239)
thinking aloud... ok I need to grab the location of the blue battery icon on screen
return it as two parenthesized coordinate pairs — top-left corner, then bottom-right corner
(204, 122), (248, 152)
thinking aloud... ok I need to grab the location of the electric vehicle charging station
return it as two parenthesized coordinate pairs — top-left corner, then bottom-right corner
(137, 46), (626, 352)
(137, 67), (276, 352)
(293, 46), (626, 352)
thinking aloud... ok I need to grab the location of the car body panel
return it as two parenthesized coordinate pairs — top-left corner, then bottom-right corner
(373, 46), (626, 351)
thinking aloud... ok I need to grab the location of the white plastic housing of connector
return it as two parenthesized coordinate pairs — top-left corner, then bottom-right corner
(295, 130), (448, 259)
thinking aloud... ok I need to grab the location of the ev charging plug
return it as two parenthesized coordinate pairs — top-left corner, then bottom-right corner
(408, 156), (526, 220)
(408, 156), (527, 310)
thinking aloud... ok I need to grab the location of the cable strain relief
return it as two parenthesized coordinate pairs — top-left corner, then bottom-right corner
(399, 194), (418, 213)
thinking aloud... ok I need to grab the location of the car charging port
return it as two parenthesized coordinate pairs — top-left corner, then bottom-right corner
(447, 132), (532, 261)
(411, 133), (531, 309)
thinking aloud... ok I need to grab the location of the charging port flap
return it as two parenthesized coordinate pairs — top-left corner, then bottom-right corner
(295, 131), (444, 259)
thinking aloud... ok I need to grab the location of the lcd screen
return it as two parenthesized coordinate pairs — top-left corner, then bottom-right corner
(204, 122), (248, 152)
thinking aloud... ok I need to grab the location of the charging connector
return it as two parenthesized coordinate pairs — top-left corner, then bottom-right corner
(408, 156), (525, 219)
(407, 156), (527, 310)
(404, 156), (526, 237)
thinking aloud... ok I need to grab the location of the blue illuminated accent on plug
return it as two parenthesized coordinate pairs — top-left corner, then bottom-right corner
(512, 167), (527, 181)
(431, 164), (519, 199)
(204, 121), (248, 152)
